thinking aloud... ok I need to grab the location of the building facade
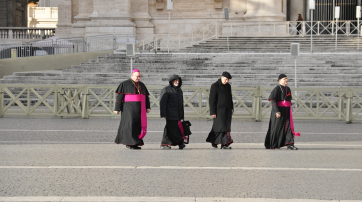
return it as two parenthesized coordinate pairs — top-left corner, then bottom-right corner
(54, 0), (360, 39)
(0, 0), (28, 27)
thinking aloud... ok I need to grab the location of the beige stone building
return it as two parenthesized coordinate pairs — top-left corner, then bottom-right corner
(55, 0), (358, 39)
(55, 0), (306, 38)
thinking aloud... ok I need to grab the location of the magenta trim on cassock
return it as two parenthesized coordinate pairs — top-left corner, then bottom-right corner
(178, 121), (188, 141)
(277, 101), (301, 137)
(124, 94), (147, 139)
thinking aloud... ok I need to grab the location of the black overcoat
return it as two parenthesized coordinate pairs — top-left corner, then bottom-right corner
(114, 79), (150, 146)
(264, 84), (294, 149)
(209, 79), (234, 132)
(160, 75), (184, 121)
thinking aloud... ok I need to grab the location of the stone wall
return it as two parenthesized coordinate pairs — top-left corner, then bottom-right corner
(0, 0), (28, 27)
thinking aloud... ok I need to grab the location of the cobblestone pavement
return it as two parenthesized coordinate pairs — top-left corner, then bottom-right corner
(0, 117), (362, 201)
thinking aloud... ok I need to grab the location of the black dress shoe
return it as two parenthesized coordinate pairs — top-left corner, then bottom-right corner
(160, 145), (171, 149)
(220, 145), (232, 149)
(179, 143), (186, 150)
(211, 143), (218, 148)
(287, 145), (298, 150)
(133, 145), (142, 150)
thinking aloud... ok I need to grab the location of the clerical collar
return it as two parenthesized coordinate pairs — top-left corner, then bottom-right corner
(279, 83), (286, 87)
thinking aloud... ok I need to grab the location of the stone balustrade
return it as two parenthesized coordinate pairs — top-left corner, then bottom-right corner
(0, 27), (55, 40)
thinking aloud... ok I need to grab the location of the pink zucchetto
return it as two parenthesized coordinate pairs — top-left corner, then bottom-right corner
(132, 69), (140, 74)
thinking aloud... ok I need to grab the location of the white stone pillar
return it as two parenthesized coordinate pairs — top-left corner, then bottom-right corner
(131, 0), (154, 40)
(71, 0), (93, 37)
(243, 0), (285, 21)
(56, 0), (72, 37)
(85, 0), (135, 36)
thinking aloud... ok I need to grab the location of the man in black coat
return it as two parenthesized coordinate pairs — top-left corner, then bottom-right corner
(160, 74), (187, 149)
(206, 72), (234, 149)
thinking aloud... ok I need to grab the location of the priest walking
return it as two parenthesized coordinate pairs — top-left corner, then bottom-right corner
(160, 74), (187, 149)
(206, 72), (234, 149)
(114, 69), (151, 149)
(264, 74), (300, 150)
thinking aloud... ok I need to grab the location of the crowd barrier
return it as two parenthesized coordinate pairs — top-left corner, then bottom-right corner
(0, 84), (361, 123)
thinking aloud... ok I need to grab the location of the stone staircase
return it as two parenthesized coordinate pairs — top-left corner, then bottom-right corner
(185, 36), (361, 53)
(1, 53), (362, 88)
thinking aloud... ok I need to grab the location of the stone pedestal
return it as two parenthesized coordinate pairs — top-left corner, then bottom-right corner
(85, 0), (135, 37)
(71, 0), (93, 37)
(56, 0), (72, 38)
(131, 0), (154, 40)
(243, 0), (285, 21)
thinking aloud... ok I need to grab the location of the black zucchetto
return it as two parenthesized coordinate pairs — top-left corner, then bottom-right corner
(278, 74), (287, 81)
(222, 72), (232, 79)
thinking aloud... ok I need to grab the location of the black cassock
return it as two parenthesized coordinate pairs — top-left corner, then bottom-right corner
(264, 84), (294, 149)
(160, 75), (185, 146)
(114, 79), (150, 146)
(206, 79), (234, 145)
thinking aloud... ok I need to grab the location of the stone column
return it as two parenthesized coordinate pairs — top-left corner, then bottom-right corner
(85, 0), (135, 36)
(131, 0), (154, 40)
(289, 0), (305, 21)
(56, 0), (72, 37)
(71, 0), (93, 37)
(243, 0), (285, 21)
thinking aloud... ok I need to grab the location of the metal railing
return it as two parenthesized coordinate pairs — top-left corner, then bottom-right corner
(0, 34), (138, 59)
(1, 84), (361, 123)
(288, 20), (362, 36)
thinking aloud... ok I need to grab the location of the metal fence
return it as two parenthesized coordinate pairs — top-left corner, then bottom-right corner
(1, 84), (361, 123)
(0, 34), (138, 59)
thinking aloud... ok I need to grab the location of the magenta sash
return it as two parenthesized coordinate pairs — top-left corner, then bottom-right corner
(177, 121), (188, 141)
(124, 94), (147, 139)
(277, 101), (301, 137)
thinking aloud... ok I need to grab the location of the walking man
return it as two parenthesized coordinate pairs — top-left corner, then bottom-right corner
(264, 74), (300, 150)
(160, 74), (187, 149)
(114, 69), (151, 149)
(206, 72), (234, 149)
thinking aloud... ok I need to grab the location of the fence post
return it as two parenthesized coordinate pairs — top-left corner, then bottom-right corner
(302, 22), (306, 36)
(317, 22), (320, 35)
(252, 86), (256, 118)
(179, 34), (181, 49)
(338, 87), (344, 119)
(82, 85), (89, 119)
(215, 22), (218, 38)
(346, 21), (350, 36)
(345, 88), (352, 123)
(203, 26), (205, 39)
(54, 83), (59, 116)
(0, 86), (3, 118)
(255, 86), (262, 122)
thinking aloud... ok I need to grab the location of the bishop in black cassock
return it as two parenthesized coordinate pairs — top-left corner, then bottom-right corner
(264, 74), (300, 150)
(114, 69), (151, 149)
